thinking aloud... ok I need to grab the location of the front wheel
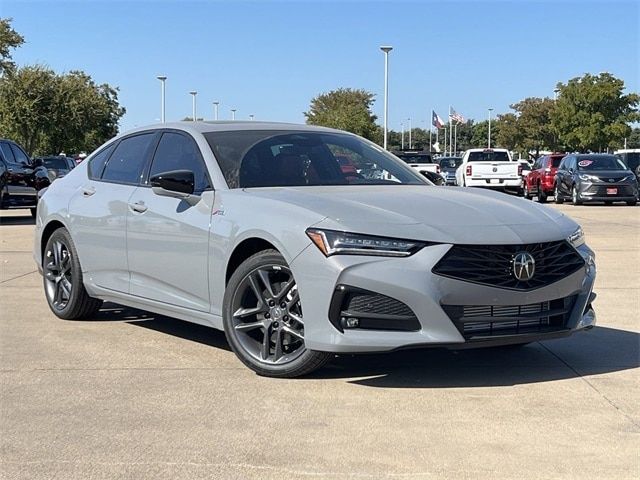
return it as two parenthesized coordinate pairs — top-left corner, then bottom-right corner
(572, 185), (582, 205)
(223, 249), (332, 378)
(554, 184), (564, 204)
(43, 228), (102, 319)
(523, 182), (531, 200)
(537, 185), (547, 203)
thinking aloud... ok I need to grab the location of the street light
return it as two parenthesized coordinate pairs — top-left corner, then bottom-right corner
(487, 108), (494, 148)
(231, 108), (236, 120)
(249, 114), (254, 121)
(408, 117), (412, 150)
(380, 45), (393, 150)
(189, 91), (198, 121)
(156, 76), (167, 123)
(553, 88), (560, 101)
(400, 122), (404, 150)
(213, 101), (219, 121)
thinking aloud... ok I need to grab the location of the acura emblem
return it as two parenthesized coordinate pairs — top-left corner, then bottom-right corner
(512, 252), (535, 282)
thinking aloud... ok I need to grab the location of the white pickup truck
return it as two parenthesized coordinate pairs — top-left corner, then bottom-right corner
(455, 148), (522, 191)
(393, 151), (441, 177)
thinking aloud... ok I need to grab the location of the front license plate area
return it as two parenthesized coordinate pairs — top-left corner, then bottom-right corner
(607, 188), (617, 195)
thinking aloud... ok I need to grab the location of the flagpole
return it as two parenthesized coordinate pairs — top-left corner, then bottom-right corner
(429, 108), (433, 153)
(448, 106), (453, 156)
(454, 122), (457, 155)
(444, 126), (447, 156)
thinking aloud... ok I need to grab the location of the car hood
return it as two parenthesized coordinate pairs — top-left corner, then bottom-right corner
(244, 185), (579, 244)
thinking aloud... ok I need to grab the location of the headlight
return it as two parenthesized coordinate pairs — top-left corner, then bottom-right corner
(567, 227), (585, 249)
(578, 174), (598, 181)
(623, 174), (636, 182)
(306, 228), (429, 257)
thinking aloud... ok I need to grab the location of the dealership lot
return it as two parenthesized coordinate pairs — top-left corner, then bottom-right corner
(0, 204), (638, 479)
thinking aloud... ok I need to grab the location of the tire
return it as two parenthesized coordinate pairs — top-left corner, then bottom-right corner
(554, 184), (564, 204)
(30, 207), (37, 217)
(537, 184), (547, 203)
(43, 227), (102, 319)
(223, 249), (332, 378)
(572, 185), (582, 205)
(627, 200), (637, 206)
(523, 182), (531, 200)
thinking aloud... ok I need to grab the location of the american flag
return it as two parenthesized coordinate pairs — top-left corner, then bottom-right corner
(432, 110), (445, 129)
(450, 108), (465, 123)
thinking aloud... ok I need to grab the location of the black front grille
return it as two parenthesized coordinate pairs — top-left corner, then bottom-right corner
(443, 296), (576, 339)
(432, 241), (584, 290)
(584, 184), (635, 196)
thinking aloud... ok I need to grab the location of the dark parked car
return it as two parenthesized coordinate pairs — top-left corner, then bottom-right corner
(554, 154), (638, 206)
(0, 139), (50, 216)
(615, 149), (640, 183)
(524, 153), (565, 203)
(436, 156), (462, 185)
(34, 156), (76, 182)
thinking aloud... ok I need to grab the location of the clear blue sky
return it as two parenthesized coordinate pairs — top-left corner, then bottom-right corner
(4, 0), (639, 132)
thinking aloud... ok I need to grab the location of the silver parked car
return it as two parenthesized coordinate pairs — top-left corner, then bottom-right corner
(33, 122), (597, 377)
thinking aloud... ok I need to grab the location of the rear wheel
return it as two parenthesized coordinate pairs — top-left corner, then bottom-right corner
(537, 184), (547, 203)
(572, 185), (582, 205)
(554, 184), (564, 204)
(523, 181), (531, 200)
(43, 228), (102, 319)
(223, 249), (332, 378)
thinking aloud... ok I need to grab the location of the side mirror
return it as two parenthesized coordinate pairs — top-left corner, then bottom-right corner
(150, 169), (200, 206)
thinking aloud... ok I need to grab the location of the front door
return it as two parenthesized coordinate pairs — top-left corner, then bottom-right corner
(126, 131), (213, 312)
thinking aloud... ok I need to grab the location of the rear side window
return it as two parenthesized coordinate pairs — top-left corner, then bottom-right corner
(10, 143), (30, 165)
(88, 144), (116, 179)
(550, 156), (564, 168)
(0, 143), (16, 163)
(102, 133), (155, 185)
(148, 132), (212, 193)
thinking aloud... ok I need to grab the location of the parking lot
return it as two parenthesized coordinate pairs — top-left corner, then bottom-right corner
(0, 203), (638, 479)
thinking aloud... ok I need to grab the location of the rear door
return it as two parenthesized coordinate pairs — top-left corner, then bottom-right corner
(68, 133), (158, 293)
(126, 130), (214, 312)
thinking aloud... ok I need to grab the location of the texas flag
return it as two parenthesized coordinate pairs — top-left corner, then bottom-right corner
(432, 110), (445, 129)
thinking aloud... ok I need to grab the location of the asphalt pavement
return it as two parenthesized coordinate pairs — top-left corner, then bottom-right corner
(0, 203), (638, 479)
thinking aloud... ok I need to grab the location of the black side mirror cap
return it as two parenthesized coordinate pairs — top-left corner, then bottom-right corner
(150, 169), (195, 195)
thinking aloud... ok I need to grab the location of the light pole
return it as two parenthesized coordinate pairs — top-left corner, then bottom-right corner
(189, 91), (197, 121)
(213, 101), (219, 120)
(231, 109), (236, 120)
(380, 45), (393, 150)
(156, 76), (167, 123)
(400, 122), (404, 150)
(249, 114), (254, 121)
(487, 108), (494, 148)
(408, 117), (412, 149)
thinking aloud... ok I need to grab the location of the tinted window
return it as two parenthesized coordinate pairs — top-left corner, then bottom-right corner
(577, 156), (627, 171)
(42, 157), (69, 169)
(88, 144), (116, 179)
(10, 143), (30, 165)
(467, 151), (510, 162)
(396, 154), (432, 164)
(619, 152), (640, 171)
(149, 132), (211, 193)
(0, 143), (16, 163)
(102, 134), (155, 185)
(550, 156), (564, 168)
(204, 131), (425, 189)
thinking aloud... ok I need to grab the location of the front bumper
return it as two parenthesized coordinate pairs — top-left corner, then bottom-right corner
(292, 242), (596, 353)
(577, 182), (638, 202)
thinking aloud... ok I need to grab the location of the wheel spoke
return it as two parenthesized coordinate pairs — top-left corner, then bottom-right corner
(233, 306), (265, 319)
(53, 282), (62, 305)
(282, 325), (304, 341)
(273, 329), (284, 361)
(257, 270), (276, 299)
(234, 320), (265, 332)
(60, 277), (72, 299)
(247, 273), (266, 303)
(287, 289), (300, 307)
(261, 324), (272, 360)
(276, 278), (296, 301)
(288, 312), (304, 325)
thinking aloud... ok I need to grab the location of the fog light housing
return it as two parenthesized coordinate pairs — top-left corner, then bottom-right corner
(342, 317), (360, 328)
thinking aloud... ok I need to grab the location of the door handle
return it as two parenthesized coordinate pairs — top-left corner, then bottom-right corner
(82, 187), (96, 197)
(129, 201), (148, 213)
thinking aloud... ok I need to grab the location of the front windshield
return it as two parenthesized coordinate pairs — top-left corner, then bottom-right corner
(577, 156), (627, 171)
(204, 130), (427, 188)
(41, 157), (69, 169)
(438, 157), (463, 169)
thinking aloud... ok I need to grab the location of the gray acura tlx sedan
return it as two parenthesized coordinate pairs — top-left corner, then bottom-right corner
(33, 122), (597, 377)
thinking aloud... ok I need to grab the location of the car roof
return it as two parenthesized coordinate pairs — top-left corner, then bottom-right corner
(121, 121), (346, 137)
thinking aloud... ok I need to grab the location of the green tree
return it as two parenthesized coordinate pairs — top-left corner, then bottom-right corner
(471, 120), (499, 148)
(495, 113), (521, 152)
(0, 18), (24, 75)
(304, 88), (378, 140)
(626, 127), (640, 149)
(552, 72), (640, 152)
(510, 97), (557, 157)
(0, 66), (126, 155)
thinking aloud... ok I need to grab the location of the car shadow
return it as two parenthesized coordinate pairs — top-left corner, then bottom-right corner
(71, 304), (638, 387)
(309, 326), (639, 388)
(78, 302), (231, 351)
(0, 214), (35, 225)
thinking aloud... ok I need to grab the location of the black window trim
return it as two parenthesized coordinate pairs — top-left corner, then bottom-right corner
(141, 128), (214, 193)
(92, 131), (160, 186)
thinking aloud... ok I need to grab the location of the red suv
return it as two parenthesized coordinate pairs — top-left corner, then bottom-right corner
(524, 153), (565, 203)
